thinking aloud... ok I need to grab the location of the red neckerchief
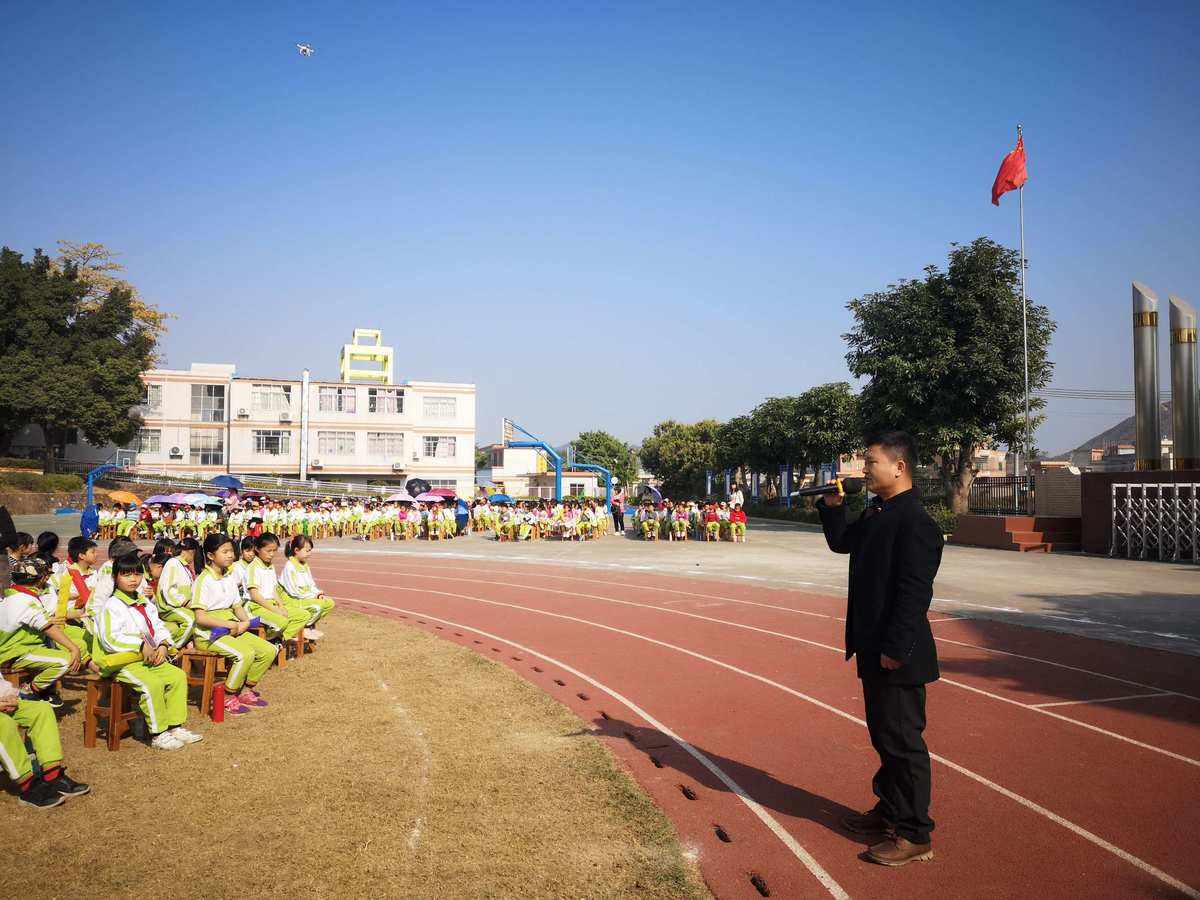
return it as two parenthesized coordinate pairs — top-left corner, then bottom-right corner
(69, 567), (91, 608)
(9, 585), (39, 598)
(120, 591), (156, 640)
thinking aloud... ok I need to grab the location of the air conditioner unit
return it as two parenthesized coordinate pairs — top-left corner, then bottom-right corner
(309, 459), (322, 469)
(237, 408), (249, 418)
(279, 412), (292, 423)
(391, 462), (405, 472)
(412, 452), (419, 462)
(169, 446), (182, 458)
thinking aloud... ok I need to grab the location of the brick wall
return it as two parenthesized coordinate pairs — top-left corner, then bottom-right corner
(1034, 471), (1082, 517)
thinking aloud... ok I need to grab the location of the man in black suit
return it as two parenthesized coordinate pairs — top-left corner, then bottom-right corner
(818, 430), (944, 866)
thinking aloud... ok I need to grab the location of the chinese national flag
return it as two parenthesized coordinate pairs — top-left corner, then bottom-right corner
(991, 134), (1028, 205)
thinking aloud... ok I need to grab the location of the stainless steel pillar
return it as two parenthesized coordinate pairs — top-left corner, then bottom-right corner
(1169, 295), (1199, 470)
(1132, 282), (1162, 471)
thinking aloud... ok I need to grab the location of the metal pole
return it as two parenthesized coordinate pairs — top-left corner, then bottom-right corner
(1019, 130), (1030, 476)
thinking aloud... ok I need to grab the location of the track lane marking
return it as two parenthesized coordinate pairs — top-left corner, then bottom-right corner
(328, 577), (1200, 898)
(337, 595), (850, 899)
(317, 563), (1200, 766)
(1032, 692), (1176, 709)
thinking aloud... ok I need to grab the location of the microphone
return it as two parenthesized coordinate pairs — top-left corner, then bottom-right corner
(790, 477), (865, 499)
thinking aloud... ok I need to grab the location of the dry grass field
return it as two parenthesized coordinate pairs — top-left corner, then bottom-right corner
(1, 611), (709, 899)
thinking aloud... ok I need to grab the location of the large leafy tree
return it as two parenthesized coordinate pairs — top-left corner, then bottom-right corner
(638, 419), (720, 498)
(570, 430), (637, 490)
(845, 237), (1055, 512)
(793, 381), (861, 470)
(0, 248), (158, 471)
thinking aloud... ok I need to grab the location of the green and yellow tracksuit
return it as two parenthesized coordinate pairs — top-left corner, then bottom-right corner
(278, 559), (335, 627)
(155, 556), (197, 649)
(190, 566), (275, 692)
(1, 587), (72, 691)
(246, 558), (307, 640)
(0, 700), (62, 784)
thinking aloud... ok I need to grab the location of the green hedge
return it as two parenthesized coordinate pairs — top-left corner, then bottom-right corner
(0, 472), (83, 492)
(749, 497), (960, 536)
(0, 457), (42, 470)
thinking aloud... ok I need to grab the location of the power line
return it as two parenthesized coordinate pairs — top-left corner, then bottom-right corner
(1034, 388), (1169, 401)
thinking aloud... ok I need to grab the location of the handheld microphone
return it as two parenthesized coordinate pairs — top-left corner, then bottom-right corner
(790, 477), (865, 499)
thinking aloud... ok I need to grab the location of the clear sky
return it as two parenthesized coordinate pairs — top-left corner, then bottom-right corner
(4, 1), (1198, 455)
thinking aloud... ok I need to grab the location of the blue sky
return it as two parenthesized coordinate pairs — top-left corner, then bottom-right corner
(4, 1), (1198, 455)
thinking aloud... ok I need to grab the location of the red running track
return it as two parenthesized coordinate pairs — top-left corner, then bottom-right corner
(310, 549), (1200, 899)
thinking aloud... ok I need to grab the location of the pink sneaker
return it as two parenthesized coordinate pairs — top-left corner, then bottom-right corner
(238, 688), (268, 708)
(223, 694), (250, 715)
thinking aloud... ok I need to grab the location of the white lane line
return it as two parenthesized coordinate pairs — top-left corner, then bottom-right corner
(331, 581), (1199, 899)
(1032, 693), (1176, 709)
(317, 563), (1200, 764)
(695, 602), (726, 609)
(339, 595), (850, 899)
(927, 617), (960, 624)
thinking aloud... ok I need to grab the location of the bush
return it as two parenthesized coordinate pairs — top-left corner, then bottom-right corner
(925, 503), (959, 536)
(0, 457), (41, 470)
(0, 472), (84, 492)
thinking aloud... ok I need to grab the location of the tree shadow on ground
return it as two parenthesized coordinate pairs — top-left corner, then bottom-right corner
(567, 714), (876, 846)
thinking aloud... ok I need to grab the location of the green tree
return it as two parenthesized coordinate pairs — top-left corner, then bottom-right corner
(793, 382), (861, 470)
(638, 419), (720, 498)
(475, 446), (490, 471)
(0, 248), (158, 471)
(845, 237), (1055, 512)
(570, 430), (637, 491)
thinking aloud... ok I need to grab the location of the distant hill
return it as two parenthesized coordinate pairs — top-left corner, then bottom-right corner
(1054, 400), (1172, 459)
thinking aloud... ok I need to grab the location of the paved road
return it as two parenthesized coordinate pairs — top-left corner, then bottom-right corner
(15, 512), (1200, 655)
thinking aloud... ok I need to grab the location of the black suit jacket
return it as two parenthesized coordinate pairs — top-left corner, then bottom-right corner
(817, 489), (943, 684)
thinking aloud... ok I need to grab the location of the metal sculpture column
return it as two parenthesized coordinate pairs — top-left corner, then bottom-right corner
(1132, 282), (1162, 470)
(1169, 295), (1199, 470)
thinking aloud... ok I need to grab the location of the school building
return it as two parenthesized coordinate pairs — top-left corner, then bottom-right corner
(475, 444), (601, 499)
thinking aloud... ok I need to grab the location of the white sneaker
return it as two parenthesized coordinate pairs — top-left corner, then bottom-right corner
(303, 628), (324, 640)
(169, 726), (203, 744)
(151, 732), (184, 750)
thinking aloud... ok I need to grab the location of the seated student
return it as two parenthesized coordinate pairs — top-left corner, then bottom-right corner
(278, 535), (334, 640)
(9, 532), (36, 561)
(672, 503), (689, 541)
(717, 501), (732, 540)
(190, 534), (275, 717)
(1, 557), (82, 706)
(638, 503), (658, 540)
(42, 538), (101, 676)
(231, 537), (256, 602)
(96, 553), (200, 750)
(85, 537), (138, 625)
(35, 532), (64, 578)
(246, 533), (308, 644)
(0, 679), (89, 809)
(729, 503), (748, 543)
(155, 538), (198, 650)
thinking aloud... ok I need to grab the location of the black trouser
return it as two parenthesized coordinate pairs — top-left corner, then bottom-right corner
(862, 675), (934, 843)
(613, 510), (625, 532)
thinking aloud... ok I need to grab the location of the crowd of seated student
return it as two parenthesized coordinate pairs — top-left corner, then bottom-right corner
(469, 499), (611, 541)
(1, 526), (335, 809)
(634, 499), (749, 543)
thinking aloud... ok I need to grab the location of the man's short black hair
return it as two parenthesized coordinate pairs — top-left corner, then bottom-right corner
(865, 430), (919, 474)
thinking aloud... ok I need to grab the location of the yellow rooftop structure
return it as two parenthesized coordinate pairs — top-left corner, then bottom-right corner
(339, 328), (394, 384)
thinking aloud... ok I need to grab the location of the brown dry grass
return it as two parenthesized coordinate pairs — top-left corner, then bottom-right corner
(1, 611), (710, 899)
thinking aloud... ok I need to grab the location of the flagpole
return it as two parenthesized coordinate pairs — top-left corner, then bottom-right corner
(1018, 123), (1030, 477)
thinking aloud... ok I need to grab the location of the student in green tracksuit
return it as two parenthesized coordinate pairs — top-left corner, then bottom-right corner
(246, 533), (308, 642)
(278, 535), (334, 641)
(155, 539), (199, 650)
(190, 534), (276, 717)
(0, 679), (90, 809)
(0, 558), (81, 703)
(96, 553), (200, 751)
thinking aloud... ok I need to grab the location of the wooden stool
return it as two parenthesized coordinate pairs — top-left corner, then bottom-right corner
(1, 665), (32, 690)
(178, 650), (224, 722)
(84, 676), (139, 751)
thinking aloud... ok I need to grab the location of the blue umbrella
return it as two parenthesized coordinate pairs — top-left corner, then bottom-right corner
(210, 475), (244, 490)
(488, 494), (513, 505)
(638, 486), (662, 504)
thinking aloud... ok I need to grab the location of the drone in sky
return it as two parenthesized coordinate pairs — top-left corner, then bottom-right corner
(296, 43), (314, 57)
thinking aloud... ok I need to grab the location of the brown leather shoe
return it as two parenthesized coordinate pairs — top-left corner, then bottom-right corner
(841, 809), (894, 834)
(867, 835), (934, 866)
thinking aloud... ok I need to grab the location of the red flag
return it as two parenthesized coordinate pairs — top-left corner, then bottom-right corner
(991, 133), (1028, 205)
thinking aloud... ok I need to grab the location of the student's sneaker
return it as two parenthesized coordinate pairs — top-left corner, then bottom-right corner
(303, 628), (324, 640)
(238, 688), (268, 708)
(151, 731), (185, 750)
(20, 689), (64, 710)
(223, 695), (250, 716)
(18, 780), (66, 809)
(45, 772), (91, 797)
(168, 726), (203, 744)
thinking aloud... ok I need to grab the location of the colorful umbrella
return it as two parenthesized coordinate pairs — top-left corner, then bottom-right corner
(488, 494), (514, 505)
(144, 494), (175, 504)
(108, 490), (141, 505)
(386, 492), (417, 503)
(414, 492), (444, 502)
(209, 475), (244, 490)
(430, 488), (456, 498)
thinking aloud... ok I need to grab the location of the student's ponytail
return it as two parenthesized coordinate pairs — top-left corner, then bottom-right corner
(285, 534), (313, 558)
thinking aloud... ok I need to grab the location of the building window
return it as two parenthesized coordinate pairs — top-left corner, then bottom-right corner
(317, 431), (355, 456)
(490, 447), (503, 468)
(425, 479), (458, 490)
(367, 432), (404, 457)
(251, 384), (292, 413)
(423, 435), (456, 458)
(135, 429), (161, 454)
(189, 431), (224, 466)
(422, 396), (456, 419)
(569, 482), (586, 496)
(190, 384), (226, 422)
(252, 429), (292, 456)
(368, 388), (404, 414)
(318, 386), (357, 413)
(139, 383), (162, 412)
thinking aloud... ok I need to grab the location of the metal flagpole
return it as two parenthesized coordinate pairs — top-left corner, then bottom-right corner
(1018, 124), (1030, 477)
